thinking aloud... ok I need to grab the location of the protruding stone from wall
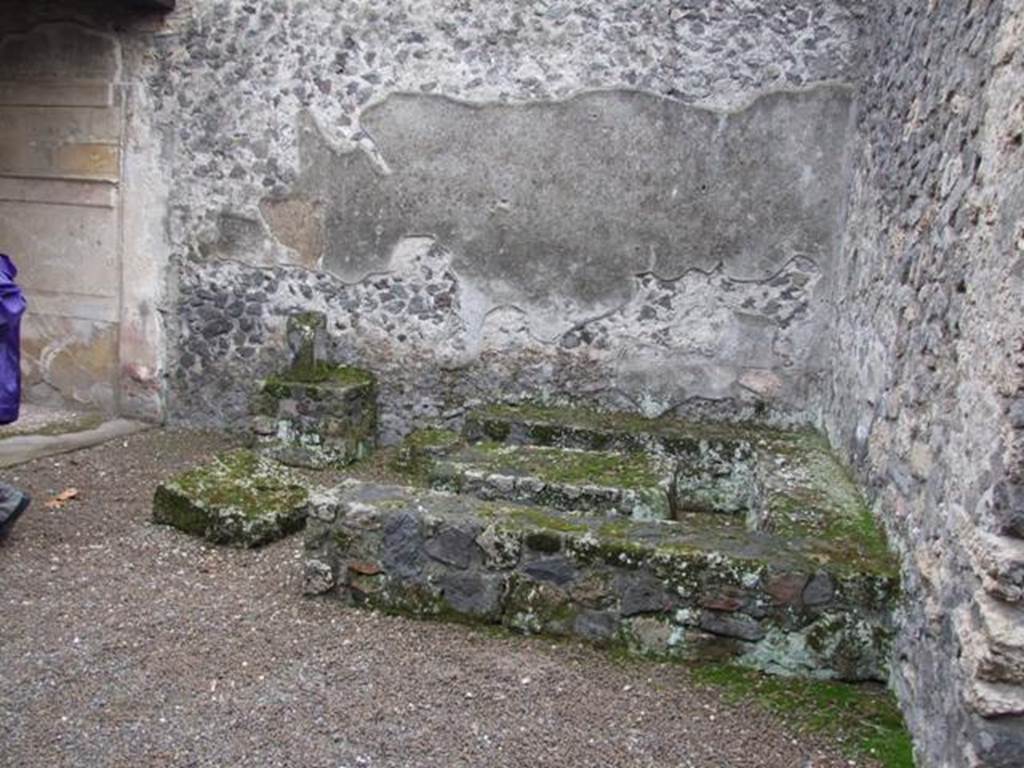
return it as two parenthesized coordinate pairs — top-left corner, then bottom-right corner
(248, 312), (378, 469)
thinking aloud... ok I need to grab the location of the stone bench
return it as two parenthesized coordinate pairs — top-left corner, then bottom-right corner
(304, 480), (898, 681)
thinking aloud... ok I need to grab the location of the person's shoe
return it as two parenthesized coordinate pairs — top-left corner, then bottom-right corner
(0, 492), (30, 542)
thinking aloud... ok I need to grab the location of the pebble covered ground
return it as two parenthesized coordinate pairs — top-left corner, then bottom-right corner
(1, 428), (873, 767)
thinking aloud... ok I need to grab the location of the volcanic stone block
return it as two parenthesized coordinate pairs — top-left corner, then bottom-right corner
(251, 363), (377, 469)
(153, 449), (309, 547)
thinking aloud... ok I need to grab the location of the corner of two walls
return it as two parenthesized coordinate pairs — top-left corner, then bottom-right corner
(161, 1), (864, 442)
(819, 1), (1024, 765)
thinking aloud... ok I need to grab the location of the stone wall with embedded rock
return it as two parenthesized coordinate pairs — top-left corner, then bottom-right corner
(304, 481), (897, 682)
(820, 1), (1024, 765)
(149, 0), (867, 435)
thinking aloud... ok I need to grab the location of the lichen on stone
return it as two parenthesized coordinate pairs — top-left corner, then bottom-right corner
(153, 448), (309, 547)
(470, 443), (664, 488)
(308, 479), (896, 680)
(251, 360), (377, 470)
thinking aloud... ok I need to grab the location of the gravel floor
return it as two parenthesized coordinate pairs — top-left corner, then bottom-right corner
(1, 428), (869, 768)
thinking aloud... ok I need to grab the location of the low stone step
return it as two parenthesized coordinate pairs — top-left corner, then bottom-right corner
(464, 403), (760, 455)
(153, 449), (309, 547)
(428, 443), (674, 520)
(463, 404), (762, 515)
(461, 404), (882, 546)
(304, 480), (899, 681)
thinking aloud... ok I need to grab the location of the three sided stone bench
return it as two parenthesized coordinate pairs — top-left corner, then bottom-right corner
(152, 396), (898, 679)
(304, 480), (896, 681)
(304, 404), (901, 681)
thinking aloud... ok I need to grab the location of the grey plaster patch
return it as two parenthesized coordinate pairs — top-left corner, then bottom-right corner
(149, 0), (865, 261)
(161, 2), (862, 433)
(301, 88), (853, 316)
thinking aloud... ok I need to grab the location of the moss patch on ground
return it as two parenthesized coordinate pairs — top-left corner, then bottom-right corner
(692, 662), (914, 767)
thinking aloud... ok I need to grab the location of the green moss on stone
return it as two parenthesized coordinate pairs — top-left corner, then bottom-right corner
(504, 578), (578, 634)
(767, 444), (898, 578)
(597, 519), (633, 540)
(505, 506), (589, 534)
(164, 448), (307, 520)
(406, 428), (462, 450)
(524, 530), (562, 553)
(583, 538), (649, 568)
(471, 402), (796, 444)
(475, 402), (655, 434)
(153, 449), (310, 547)
(268, 362), (374, 389)
(468, 403), (897, 579)
(332, 530), (354, 551)
(453, 443), (665, 489)
(152, 485), (209, 536)
(390, 428), (463, 480)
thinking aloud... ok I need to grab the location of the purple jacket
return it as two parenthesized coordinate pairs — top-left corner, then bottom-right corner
(0, 254), (26, 424)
